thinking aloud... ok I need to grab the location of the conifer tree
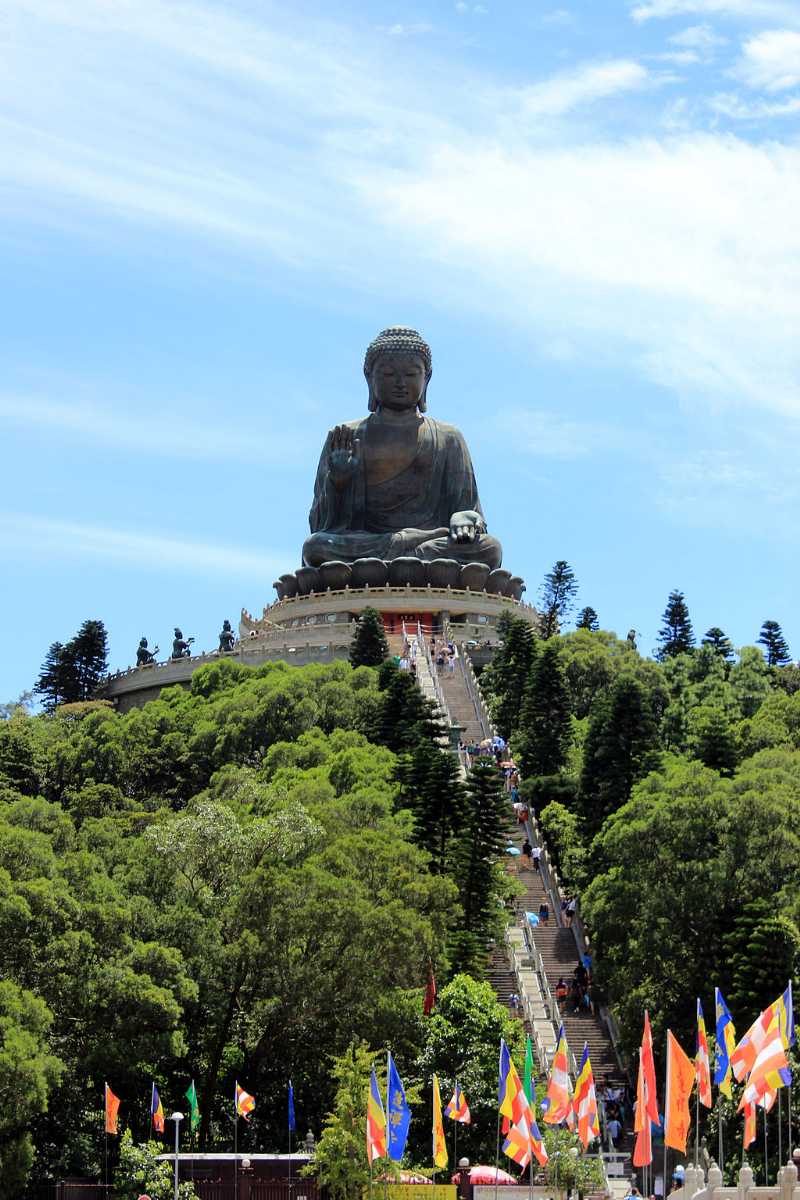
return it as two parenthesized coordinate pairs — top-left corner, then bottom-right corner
(579, 674), (661, 836)
(576, 606), (599, 632)
(349, 606), (389, 668)
(69, 619), (109, 700)
(517, 640), (572, 778)
(451, 761), (508, 972)
(722, 900), (800, 1025)
(656, 589), (695, 660)
(539, 560), (578, 639)
(34, 642), (71, 712)
(372, 661), (445, 753)
(701, 627), (734, 661)
(482, 612), (537, 741)
(396, 741), (465, 873)
(757, 620), (792, 667)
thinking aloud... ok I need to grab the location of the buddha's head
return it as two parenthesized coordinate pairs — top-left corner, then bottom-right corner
(364, 326), (432, 413)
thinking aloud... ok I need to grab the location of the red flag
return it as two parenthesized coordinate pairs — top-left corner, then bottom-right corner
(641, 1012), (659, 1125)
(105, 1083), (120, 1135)
(633, 1050), (652, 1167)
(423, 963), (436, 1015)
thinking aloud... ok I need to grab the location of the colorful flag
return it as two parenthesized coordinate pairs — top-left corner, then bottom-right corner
(503, 1107), (548, 1169)
(386, 1052), (411, 1162)
(366, 1067), (388, 1164)
(777, 981), (794, 1048)
(731, 987), (791, 1082)
(573, 1044), (600, 1149)
(542, 1025), (572, 1125)
(714, 988), (736, 1099)
(664, 1031), (695, 1152)
(696, 1000), (712, 1108)
(185, 1080), (200, 1134)
(105, 1083), (120, 1135)
(633, 1068), (652, 1166)
(523, 1036), (535, 1104)
(288, 1080), (296, 1133)
(743, 1100), (756, 1149)
(738, 1013), (790, 1109)
(445, 1082), (471, 1124)
(498, 1039), (526, 1123)
(235, 1082), (256, 1121)
(432, 1074), (448, 1169)
(151, 1083), (165, 1133)
(423, 963), (437, 1016)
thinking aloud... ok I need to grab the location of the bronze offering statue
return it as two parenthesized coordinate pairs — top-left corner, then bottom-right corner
(302, 327), (502, 569)
(136, 637), (159, 666)
(218, 619), (236, 652)
(171, 628), (194, 659)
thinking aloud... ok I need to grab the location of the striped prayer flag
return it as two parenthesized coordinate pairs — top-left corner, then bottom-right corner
(445, 1082), (471, 1124)
(366, 1067), (387, 1164)
(235, 1082), (256, 1121)
(573, 1043), (600, 1148)
(542, 1025), (572, 1125)
(696, 1000), (712, 1108)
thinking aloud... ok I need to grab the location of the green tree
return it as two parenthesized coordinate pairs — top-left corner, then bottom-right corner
(686, 704), (738, 775)
(349, 607), (389, 668)
(722, 900), (800, 1026)
(33, 641), (74, 712)
(309, 1042), (380, 1200)
(575, 606), (599, 631)
(517, 641), (572, 778)
(758, 620), (792, 667)
(113, 1131), (197, 1200)
(450, 762), (508, 972)
(34, 621), (109, 711)
(656, 589), (695, 660)
(578, 674), (661, 837)
(730, 647), (773, 718)
(371, 662), (445, 753)
(0, 980), (64, 1197)
(0, 716), (40, 796)
(396, 741), (465, 873)
(702, 627), (735, 661)
(539, 560), (578, 639)
(481, 613), (537, 741)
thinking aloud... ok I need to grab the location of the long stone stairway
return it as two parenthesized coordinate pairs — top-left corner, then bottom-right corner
(437, 652), (488, 744)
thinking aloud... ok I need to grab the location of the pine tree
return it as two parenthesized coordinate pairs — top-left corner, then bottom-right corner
(539, 560), (578, 639)
(701, 627), (734, 661)
(451, 760), (508, 972)
(69, 619), (109, 699)
(757, 620), (792, 667)
(33, 641), (77, 711)
(656, 589), (695, 660)
(578, 674), (661, 836)
(575, 607), (599, 632)
(481, 612), (537, 741)
(349, 606), (389, 668)
(372, 661), (445, 753)
(517, 640), (572, 778)
(396, 741), (465, 873)
(722, 900), (800, 1026)
(686, 704), (737, 776)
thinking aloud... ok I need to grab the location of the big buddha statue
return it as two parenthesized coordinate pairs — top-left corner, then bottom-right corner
(302, 327), (503, 569)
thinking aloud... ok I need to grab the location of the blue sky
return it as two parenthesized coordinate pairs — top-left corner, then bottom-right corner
(2, 0), (800, 698)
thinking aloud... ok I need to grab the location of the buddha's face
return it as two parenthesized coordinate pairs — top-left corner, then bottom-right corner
(370, 352), (427, 413)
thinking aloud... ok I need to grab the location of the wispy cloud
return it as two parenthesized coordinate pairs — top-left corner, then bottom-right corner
(733, 29), (800, 90)
(0, 391), (308, 463)
(631, 0), (800, 22)
(710, 90), (800, 115)
(497, 409), (632, 459)
(670, 22), (729, 47)
(0, 513), (288, 580)
(515, 61), (649, 118)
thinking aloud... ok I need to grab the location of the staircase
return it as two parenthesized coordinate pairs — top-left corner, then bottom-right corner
(437, 649), (492, 744)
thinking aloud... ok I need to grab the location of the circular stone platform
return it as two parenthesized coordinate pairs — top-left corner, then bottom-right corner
(102, 581), (539, 713)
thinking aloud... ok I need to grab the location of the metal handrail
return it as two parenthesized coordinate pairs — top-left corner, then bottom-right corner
(458, 647), (495, 742)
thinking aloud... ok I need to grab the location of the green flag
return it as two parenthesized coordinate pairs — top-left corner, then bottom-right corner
(185, 1080), (200, 1133)
(523, 1036), (534, 1102)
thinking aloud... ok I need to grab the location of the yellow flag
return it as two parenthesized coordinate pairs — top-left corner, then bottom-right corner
(432, 1074), (448, 1169)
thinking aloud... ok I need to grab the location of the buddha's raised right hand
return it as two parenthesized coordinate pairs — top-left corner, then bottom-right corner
(327, 424), (361, 487)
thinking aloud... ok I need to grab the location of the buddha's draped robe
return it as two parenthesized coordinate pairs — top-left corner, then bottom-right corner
(302, 414), (502, 567)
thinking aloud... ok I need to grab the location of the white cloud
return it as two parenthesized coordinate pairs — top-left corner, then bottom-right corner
(386, 22), (433, 37)
(0, 513), (287, 580)
(733, 29), (800, 90)
(631, 0), (800, 22)
(0, 391), (308, 463)
(515, 60), (649, 118)
(669, 22), (728, 47)
(497, 409), (631, 459)
(710, 89), (800, 114)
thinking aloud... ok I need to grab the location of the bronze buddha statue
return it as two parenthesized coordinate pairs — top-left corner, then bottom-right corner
(302, 327), (502, 570)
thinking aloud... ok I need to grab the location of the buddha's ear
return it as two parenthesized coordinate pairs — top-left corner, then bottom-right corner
(418, 384), (428, 413)
(367, 372), (378, 412)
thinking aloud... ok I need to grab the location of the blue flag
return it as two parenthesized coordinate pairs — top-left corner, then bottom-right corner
(386, 1052), (411, 1161)
(288, 1080), (296, 1132)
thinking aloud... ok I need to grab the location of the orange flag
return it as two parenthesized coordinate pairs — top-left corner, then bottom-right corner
(664, 1031), (695, 1152)
(641, 1012), (659, 1125)
(105, 1083), (120, 1135)
(743, 1101), (756, 1148)
(633, 1050), (652, 1167)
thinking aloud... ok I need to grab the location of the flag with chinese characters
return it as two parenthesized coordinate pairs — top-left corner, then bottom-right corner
(366, 1067), (387, 1164)
(432, 1074), (448, 1169)
(386, 1052), (411, 1162)
(664, 1031), (695, 1152)
(151, 1083), (165, 1133)
(696, 999), (712, 1108)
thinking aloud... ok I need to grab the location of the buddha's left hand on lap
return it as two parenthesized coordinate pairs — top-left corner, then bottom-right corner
(449, 510), (487, 543)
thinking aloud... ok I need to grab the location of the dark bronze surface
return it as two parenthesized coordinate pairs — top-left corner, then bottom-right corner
(302, 327), (502, 569)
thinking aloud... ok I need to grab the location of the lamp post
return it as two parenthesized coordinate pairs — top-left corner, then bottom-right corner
(169, 1112), (184, 1200)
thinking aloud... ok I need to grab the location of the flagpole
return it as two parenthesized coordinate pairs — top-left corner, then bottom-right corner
(778, 1090), (782, 1172)
(717, 1096), (723, 1176)
(494, 1105), (501, 1200)
(103, 1083), (108, 1196)
(788, 1081), (793, 1167)
(234, 1103), (238, 1199)
(763, 1104), (768, 1184)
(662, 1039), (669, 1200)
(694, 1085), (699, 1168)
